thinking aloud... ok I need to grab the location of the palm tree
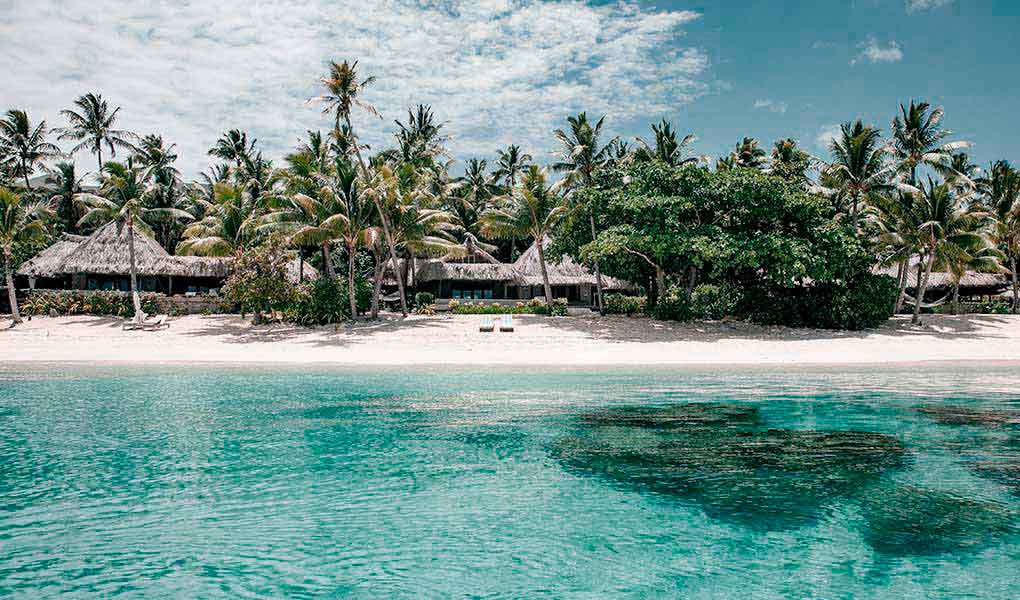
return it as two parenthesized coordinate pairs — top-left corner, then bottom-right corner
(730, 137), (768, 169)
(57, 93), (136, 172)
(633, 119), (699, 166)
(1, 188), (52, 325)
(900, 178), (989, 324)
(770, 138), (811, 186)
(392, 104), (447, 168)
(482, 167), (568, 302)
(492, 145), (532, 261)
(313, 60), (408, 316)
(177, 182), (258, 257)
(715, 155), (736, 171)
(209, 129), (256, 170)
(45, 162), (86, 233)
(552, 112), (616, 313)
(891, 100), (969, 185)
(451, 158), (498, 240)
(826, 120), (892, 229)
(979, 161), (1020, 311)
(0, 110), (61, 190)
(75, 161), (190, 323)
(135, 135), (188, 250)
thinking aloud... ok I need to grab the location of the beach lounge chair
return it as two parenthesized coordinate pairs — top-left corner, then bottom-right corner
(122, 311), (148, 331)
(479, 315), (495, 332)
(499, 314), (515, 333)
(142, 315), (169, 331)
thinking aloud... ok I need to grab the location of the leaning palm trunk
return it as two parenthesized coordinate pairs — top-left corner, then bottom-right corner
(951, 283), (960, 315)
(894, 259), (909, 313)
(370, 249), (383, 320)
(126, 219), (143, 323)
(4, 250), (21, 325)
(1012, 257), (1019, 314)
(347, 243), (358, 319)
(535, 239), (553, 303)
(588, 213), (605, 314)
(912, 249), (935, 325)
(346, 113), (407, 317)
(321, 243), (337, 279)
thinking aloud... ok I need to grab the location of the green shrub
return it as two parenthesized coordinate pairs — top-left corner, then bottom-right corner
(651, 285), (694, 322)
(690, 284), (740, 321)
(222, 238), (297, 322)
(414, 292), (435, 307)
(604, 293), (646, 316)
(743, 274), (897, 330)
(285, 276), (371, 325)
(447, 297), (567, 315)
(549, 298), (569, 316)
(22, 290), (163, 317)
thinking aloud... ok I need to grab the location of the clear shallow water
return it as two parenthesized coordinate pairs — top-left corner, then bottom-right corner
(2, 365), (1020, 598)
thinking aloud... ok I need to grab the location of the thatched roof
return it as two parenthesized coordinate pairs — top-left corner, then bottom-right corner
(17, 221), (315, 283)
(417, 260), (518, 282)
(513, 237), (636, 291)
(874, 257), (1007, 292)
(16, 233), (87, 277)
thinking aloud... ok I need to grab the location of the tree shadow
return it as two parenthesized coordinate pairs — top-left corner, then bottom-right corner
(180, 313), (456, 347)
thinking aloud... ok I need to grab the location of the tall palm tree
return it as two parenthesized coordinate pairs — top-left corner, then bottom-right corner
(135, 134), (188, 250)
(451, 158), (498, 241)
(979, 160), (1020, 311)
(313, 59), (407, 316)
(392, 104), (447, 168)
(730, 137), (768, 169)
(826, 120), (892, 229)
(75, 161), (191, 322)
(891, 100), (969, 185)
(1, 188), (52, 325)
(770, 138), (811, 186)
(633, 119), (699, 167)
(45, 162), (86, 233)
(0, 110), (61, 190)
(899, 178), (989, 324)
(209, 129), (256, 171)
(482, 166), (568, 302)
(552, 112), (615, 313)
(57, 93), (136, 172)
(492, 145), (532, 261)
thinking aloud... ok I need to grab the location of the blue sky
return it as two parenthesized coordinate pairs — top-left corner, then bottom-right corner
(0, 0), (1016, 178)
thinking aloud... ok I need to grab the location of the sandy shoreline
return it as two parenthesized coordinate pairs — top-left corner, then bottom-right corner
(4, 313), (1020, 367)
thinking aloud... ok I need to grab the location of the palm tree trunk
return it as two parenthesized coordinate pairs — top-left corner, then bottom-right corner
(1012, 257), (1018, 314)
(371, 249), (383, 319)
(4, 249), (22, 325)
(321, 243), (336, 279)
(685, 266), (698, 300)
(536, 239), (553, 303)
(21, 160), (31, 191)
(347, 242), (358, 319)
(588, 212), (605, 315)
(345, 112), (407, 317)
(96, 143), (103, 172)
(951, 283), (960, 315)
(127, 219), (143, 323)
(894, 259), (908, 313)
(912, 249), (935, 325)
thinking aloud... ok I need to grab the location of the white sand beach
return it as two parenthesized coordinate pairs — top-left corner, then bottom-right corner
(4, 313), (1020, 366)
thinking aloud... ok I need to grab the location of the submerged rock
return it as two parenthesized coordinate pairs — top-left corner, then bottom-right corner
(859, 485), (1016, 556)
(554, 404), (910, 530)
(971, 458), (1020, 497)
(917, 405), (1020, 427)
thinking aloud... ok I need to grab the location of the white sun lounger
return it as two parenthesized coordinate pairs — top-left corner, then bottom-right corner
(499, 314), (515, 333)
(479, 315), (495, 332)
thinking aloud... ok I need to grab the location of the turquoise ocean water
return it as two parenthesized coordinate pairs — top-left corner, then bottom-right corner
(2, 364), (1020, 598)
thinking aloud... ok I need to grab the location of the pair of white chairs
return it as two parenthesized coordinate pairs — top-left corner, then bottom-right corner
(479, 315), (514, 332)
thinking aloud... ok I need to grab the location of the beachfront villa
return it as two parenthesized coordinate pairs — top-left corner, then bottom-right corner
(387, 236), (637, 308)
(16, 221), (315, 296)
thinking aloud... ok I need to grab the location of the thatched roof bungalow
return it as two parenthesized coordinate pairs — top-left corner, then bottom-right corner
(408, 236), (636, 306)
(874, 257), (1007, 300)
(17, 221), (314, 295)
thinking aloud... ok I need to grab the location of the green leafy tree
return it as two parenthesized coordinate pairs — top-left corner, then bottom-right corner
(222, 236), (296, 324)
(58, 93), (137, 171)
(770, 138), (811, 187)
(1, 188), (53, 325)
(0, 110), (61, 190)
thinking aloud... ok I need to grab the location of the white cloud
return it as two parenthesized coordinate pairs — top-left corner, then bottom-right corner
(0, 0), (708, 178)
(816, 124), (840, 149)
(906, 0), (953, 13)
(753, 99), (788, 114)
(851, 36), (904, 65)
